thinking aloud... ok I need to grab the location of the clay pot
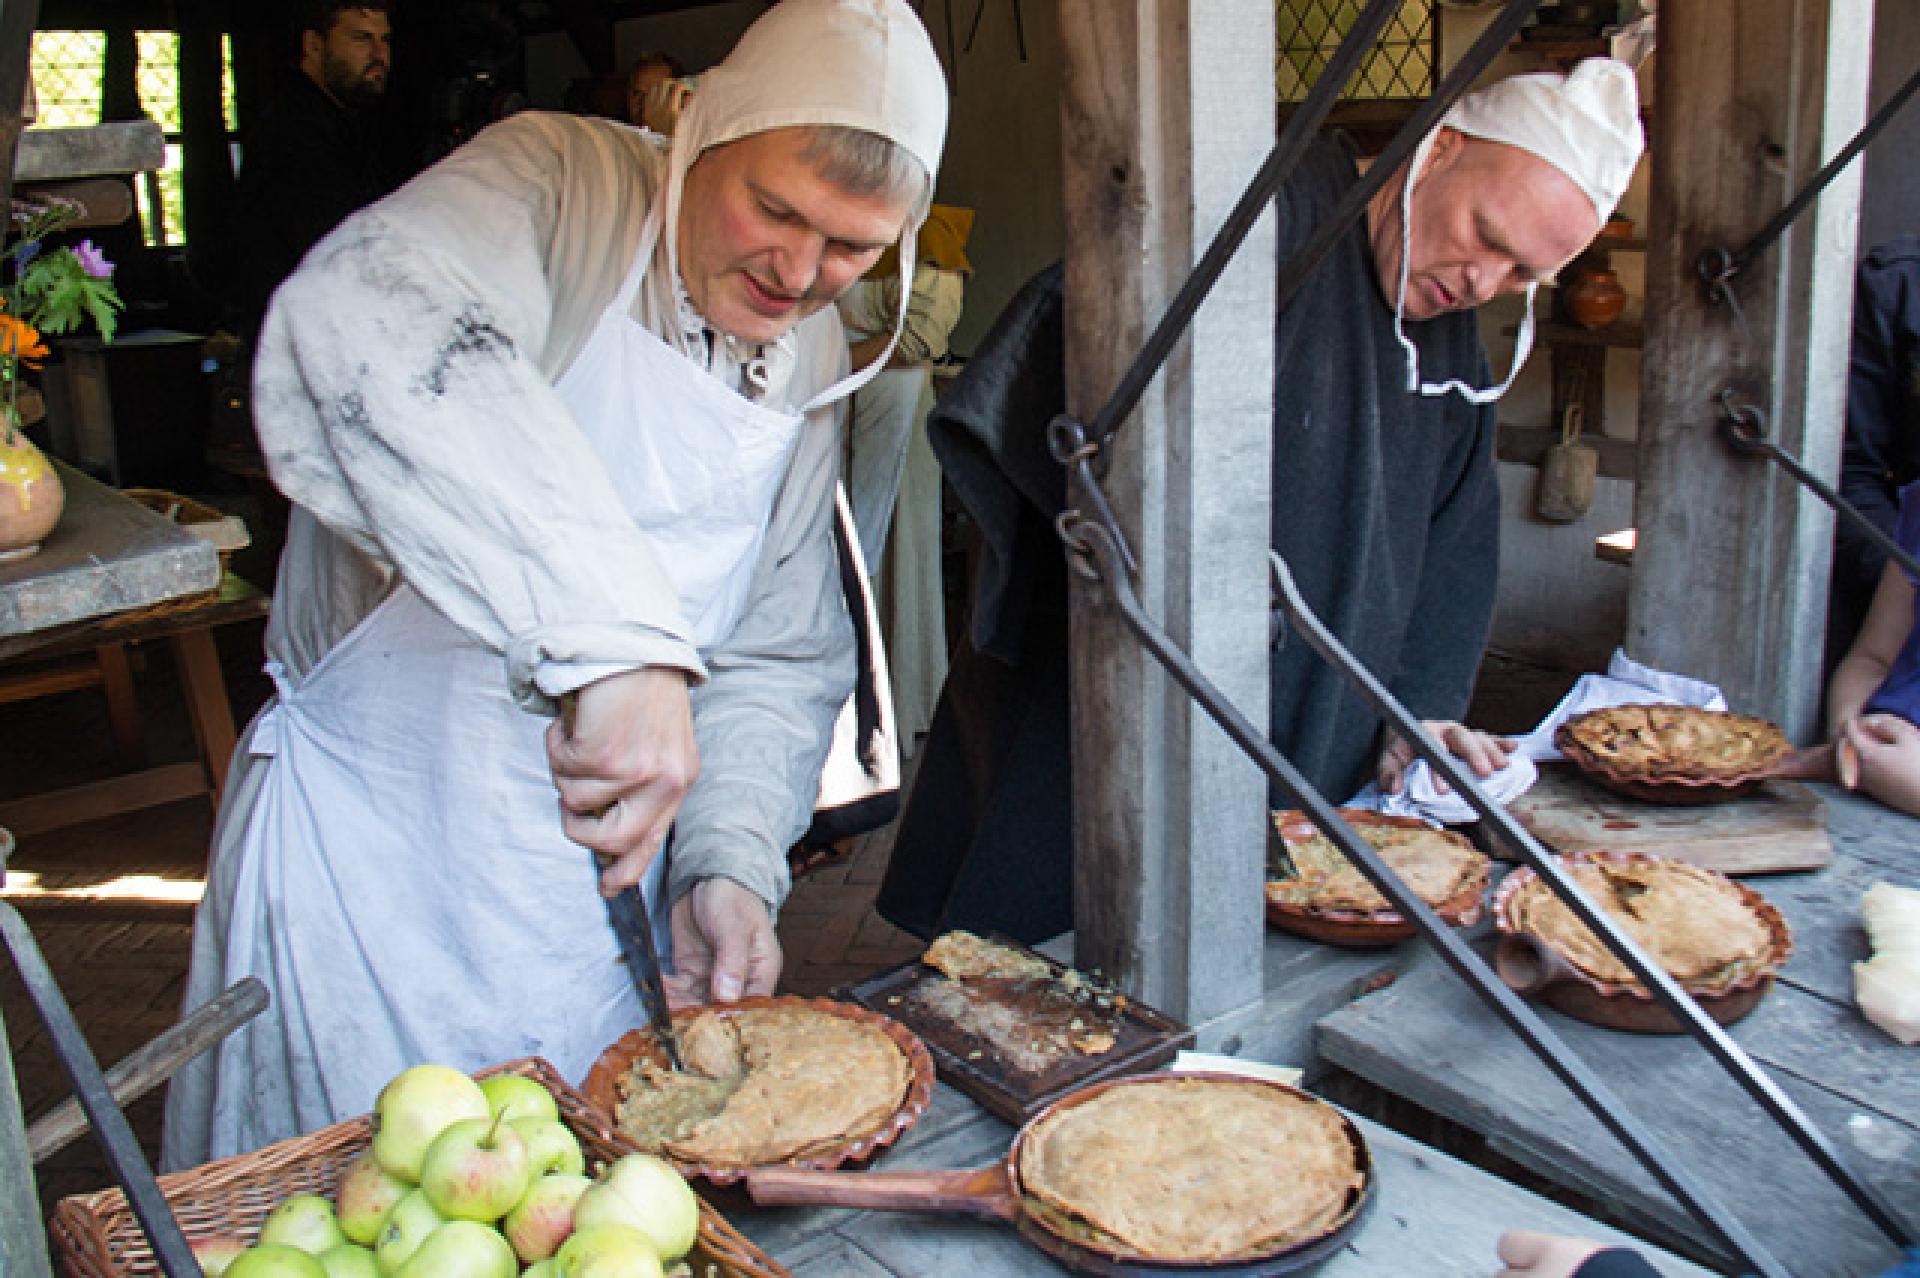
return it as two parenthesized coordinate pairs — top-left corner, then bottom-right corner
(0, 426), (65, 562)
(1564, 267), (1628, 330)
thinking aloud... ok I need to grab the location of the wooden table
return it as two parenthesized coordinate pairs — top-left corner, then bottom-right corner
(1316, 786), (1919, 1277)
(741, 1079), (1713, 1276)
(0, 462), (218, 662)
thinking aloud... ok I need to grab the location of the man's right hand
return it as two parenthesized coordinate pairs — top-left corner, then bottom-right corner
(547, 667), (700, 894)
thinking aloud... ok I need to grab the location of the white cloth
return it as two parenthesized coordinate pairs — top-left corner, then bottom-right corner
(1346, 752), (1539, 826)
(1444, 59), (1644, 230)
(1514, 647), (1728, 763)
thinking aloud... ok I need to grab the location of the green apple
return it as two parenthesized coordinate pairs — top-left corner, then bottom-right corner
(315, 1244), (380, 1278)
(510, 1117), (585, 1177)
(553, 1225), (665, 1278)
(478, 1074), (558, 1125)
(571, 1154), (698, 1261)
(373, 1190), (443, 1275)
(334, 1152), (410, 1246)
(419, 1114), (531, 1222)
(371, 1065), (490, 1182)
(393, 1221), (516, 1278)
(224, 1245), (327, 1278)
(501, 1172), (591, 1264)
(191, 1235), (248, 1276)
(522, 1263), (558, 1278)
(259, 1194), (348, 1255)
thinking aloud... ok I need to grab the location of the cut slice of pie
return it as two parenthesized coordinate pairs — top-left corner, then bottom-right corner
(613, 1004), (912, 1166)
(1265, 808), (1488, 918)
(1555, 704), (1791, 783)
(1502, 856), (1783, 992)
(1017, 1076), (1364, 1262)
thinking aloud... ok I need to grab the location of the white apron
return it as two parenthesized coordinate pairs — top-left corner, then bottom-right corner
(192, 210), (812, 1155)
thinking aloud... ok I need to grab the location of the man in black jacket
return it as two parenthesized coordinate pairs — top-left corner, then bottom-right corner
(232, 2), (400, 335)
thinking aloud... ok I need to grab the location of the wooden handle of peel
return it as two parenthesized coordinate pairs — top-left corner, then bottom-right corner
(745, 1165), (1021, 1223)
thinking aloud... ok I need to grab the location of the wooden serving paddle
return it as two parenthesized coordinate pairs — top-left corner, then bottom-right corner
(746, 1164), (1022, 1223)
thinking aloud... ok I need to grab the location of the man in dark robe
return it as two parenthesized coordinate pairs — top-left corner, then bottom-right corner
(879, 61), (1642, 943)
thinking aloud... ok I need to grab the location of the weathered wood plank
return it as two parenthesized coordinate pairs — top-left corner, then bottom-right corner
(1317, 966), (1916, 1276)
(0, 464), (219, 654)
(1058, 0), (1274, 1025)
(1630, 0), (1873, 738)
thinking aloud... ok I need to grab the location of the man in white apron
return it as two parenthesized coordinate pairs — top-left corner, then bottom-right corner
(163, 0), (947, 1167)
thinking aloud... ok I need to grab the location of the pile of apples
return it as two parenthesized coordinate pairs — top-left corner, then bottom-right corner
(194, 1065), (700, 1278)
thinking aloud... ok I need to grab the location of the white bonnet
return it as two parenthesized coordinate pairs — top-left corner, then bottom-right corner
(1442, 58), (1644, 230)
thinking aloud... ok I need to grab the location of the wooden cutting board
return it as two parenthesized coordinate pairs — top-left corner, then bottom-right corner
(1504, 763), (1831, 874)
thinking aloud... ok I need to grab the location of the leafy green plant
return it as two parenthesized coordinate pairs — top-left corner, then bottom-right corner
(2, 196), (122, 444)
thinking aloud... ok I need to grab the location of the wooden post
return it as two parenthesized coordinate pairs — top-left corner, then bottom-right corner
(1058, 1), (1273, 1022)
(1631, 0), (1872, 737)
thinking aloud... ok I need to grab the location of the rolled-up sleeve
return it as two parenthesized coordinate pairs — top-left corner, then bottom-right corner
(251, 113), (705, 711)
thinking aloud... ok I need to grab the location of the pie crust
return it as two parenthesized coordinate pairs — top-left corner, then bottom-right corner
(1498, 855), (1787, 993)
(916, 930), (1124, 1061)
(1015, 1075), (1366, 1262)
(606, 1001), (918, 1170)
(1265, 809), (1489, 925)
(1556, 704), (1791, 784)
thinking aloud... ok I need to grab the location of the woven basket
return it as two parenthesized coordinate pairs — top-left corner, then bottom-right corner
(48, 1057), (788, 1278)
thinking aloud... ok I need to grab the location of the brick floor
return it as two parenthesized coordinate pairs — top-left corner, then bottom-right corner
(0, 618), (922, 1232)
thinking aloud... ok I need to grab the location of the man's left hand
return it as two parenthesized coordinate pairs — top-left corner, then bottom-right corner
(1377, 719), (1513, 794)
(665, 878), (782, 1008)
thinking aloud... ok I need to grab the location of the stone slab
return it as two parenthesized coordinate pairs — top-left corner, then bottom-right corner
(15, 123), (164, 181)
(0, 463), (218, 657)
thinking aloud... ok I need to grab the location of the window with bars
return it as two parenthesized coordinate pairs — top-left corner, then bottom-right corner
(1276, 0), (1436, 106)
(28, 29), (238, 248)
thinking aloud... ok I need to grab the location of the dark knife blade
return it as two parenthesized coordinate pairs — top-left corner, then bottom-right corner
(605, 882), (685, 1072)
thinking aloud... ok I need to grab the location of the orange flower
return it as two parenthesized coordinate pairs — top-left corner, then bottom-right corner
(0, 312), (48, 367)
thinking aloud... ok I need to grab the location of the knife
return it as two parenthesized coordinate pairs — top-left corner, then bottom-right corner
(559, 692), (687, 1072)
(604, 879), (686, 1073)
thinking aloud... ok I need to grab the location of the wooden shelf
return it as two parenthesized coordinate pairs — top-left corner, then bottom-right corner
(15, 122), (164, 182)
(1505, 318), (1644, 349)
(1496, 422), (1638, 480)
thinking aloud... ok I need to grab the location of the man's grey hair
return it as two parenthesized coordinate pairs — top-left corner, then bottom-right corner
(800, 126), (929, 211)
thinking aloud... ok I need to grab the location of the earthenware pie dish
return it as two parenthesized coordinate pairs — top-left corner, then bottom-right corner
(1552, 703), (1837, 803)
(1492, 852), (1793, 1033)
(1265, 808), (1490, 947)
(582, 994), (935, 1183)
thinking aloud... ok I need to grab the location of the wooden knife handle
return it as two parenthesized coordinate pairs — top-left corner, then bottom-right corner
(745, 1165), (1021, 1223)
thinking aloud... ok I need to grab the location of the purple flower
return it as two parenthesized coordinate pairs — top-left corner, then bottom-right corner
(12, 240), (38, 267)
(73, 240), (113, 279)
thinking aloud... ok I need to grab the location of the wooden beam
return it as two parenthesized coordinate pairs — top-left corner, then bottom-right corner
(1059, 1), (1272, 1023)
(1630, 0), (1871, 737)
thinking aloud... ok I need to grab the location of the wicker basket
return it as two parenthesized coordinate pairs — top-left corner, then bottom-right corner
(48, 1057), (788, 1278)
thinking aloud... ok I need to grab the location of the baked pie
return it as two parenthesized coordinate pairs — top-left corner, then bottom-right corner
(1265, 809), (1488, 931)
(612, 1003), (914, 1167)
(1556, 704), (1791, 784)
(1016, 1076), (1366, 1262)
(1499, 855), (1786, 994)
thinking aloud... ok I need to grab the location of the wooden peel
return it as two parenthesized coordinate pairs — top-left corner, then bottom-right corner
(747, 1163), (1022, 1222)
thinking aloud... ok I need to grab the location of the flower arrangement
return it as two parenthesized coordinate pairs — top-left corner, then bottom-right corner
(2, 196), (122, 444)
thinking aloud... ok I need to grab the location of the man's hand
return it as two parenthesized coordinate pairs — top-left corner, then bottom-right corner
(547, 667), (699, 895)
(1377, 719), (1513, 794)
(1495, 1230), (1607, 1278)
(664, 878), (782, 1007)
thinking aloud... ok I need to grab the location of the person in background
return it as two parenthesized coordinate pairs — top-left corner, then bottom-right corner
(163, 0), (946, 1166)
(230, 1), (403, 336)
(627, 49), (690, 134)
(1831, 237), (1920, 665)
(1828, 477), (1920, 816)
